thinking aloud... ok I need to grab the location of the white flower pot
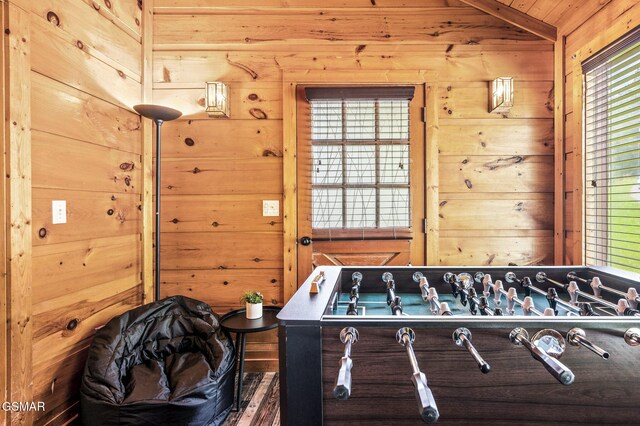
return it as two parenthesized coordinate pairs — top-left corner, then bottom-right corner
(246, 302), (263, 319)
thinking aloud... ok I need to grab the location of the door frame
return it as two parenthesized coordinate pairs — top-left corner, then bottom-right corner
(282, 70), (439, 302)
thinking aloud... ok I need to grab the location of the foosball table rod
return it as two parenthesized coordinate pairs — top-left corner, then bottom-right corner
(536, 272), (640, 317)
(501, 272), (582, 315)
(567, 328), (610, 360)
(492, 280), (543, 316)
(567, 271), (639, 309)
(452, 328), (491, 373)
(443, 272), (479, 314)
(346, 272), (362, 316)
(396, 327), (440, 424)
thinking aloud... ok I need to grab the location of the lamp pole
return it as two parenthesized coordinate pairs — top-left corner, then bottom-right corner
(133, 104), (182, 302)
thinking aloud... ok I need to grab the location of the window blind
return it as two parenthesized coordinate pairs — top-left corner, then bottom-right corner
(309, 93), (412, 234)
(583, 30), (640, 273)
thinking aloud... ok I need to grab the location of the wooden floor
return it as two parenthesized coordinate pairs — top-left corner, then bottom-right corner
(223, 372), (280, 426)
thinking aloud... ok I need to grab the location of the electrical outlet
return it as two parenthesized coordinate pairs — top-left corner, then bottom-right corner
(263, 200), (279, 217)
(52, 200), (67, 224)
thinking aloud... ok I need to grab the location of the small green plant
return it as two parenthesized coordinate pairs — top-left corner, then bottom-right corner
(240, 291), (264, 304)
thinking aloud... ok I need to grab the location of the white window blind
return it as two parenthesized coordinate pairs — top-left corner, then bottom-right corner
(583, 28), (640, 273)
(306, 88), (413, 232)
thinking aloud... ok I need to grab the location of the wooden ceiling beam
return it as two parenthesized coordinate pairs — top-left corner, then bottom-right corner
(459, 0), (557, 42)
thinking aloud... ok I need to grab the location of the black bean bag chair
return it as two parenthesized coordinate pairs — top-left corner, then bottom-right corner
(80, 296), (236, 426)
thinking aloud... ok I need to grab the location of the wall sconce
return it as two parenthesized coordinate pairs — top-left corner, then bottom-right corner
(205, 81), (229, 117)
(489, 77), (514, 113)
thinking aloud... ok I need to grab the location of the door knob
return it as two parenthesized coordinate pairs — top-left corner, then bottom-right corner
(300, 236), (312, 246)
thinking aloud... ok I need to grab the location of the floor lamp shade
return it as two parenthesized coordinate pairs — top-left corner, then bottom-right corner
(133, 104), (182, 302)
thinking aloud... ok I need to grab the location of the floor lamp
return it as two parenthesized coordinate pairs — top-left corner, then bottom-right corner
(133, 104), (182, 301)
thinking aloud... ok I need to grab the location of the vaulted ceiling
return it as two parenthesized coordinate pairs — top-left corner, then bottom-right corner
(497, 0), (592, 26)
(459, 0), (616, 42)
(493, 0), (615, 35)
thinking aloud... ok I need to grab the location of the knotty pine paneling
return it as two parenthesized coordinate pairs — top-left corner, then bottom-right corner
(439, 81), (554, 119)
(154, 51), (282, 83)
(275, 48), (553, 80)
(31, 131), (142, 194)
(31, 15), (140, 108)
(32, 285), (143, 366)
(31, 73), (141, 154)
(439, 119), (554, 155)
(564, 0), (638, 62)
(160, 119), (283, 159)
(439, 197), (554, 230)
(161, 232), (283, 270)
(32, 280), (142, 343)
(30, 0), (142, 76)
(32, 235), (141, 305)
(439, 236), (554, 265)
(153, 1), (556, 373)
(153, 48), (552, 84)
(154, 10), (542, 46)
(162, 195), (283, 233)
(27, 1), (144, 423)
(439, 155), (554, 193)
(79, 0), (142, 39)
(160, 269), (283, 306)
(32, 348), (87, 426)
(154, 0), (468, 7)
(153, 82), (282, 119)
(161, 157), (282, 195)
(32, 188), (141, 246)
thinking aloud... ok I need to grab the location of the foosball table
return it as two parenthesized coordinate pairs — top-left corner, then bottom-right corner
(277, 266), (640, 425)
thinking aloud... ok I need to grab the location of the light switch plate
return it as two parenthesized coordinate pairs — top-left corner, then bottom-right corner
(262, 200), (279, 217)
(52, 200), (67, 224)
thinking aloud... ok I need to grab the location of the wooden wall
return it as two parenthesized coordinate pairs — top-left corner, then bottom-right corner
(152, 0), (555, 370)
(3, 0), (145, 424)
(559, 0), (640, 265)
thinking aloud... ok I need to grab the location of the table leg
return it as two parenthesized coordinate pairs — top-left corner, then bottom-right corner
(235, 332), (247, 412)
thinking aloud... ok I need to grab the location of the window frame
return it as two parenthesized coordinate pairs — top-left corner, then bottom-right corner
(581, 28), (640, 273)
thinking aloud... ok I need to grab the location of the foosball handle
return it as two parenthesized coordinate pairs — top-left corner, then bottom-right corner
(333, 356), (353, 400)
(411, 372), (440, 424)
(333, 328), (358, 400)
(525, 340), (575, 385)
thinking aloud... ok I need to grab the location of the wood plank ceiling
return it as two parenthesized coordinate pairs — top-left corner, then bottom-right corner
(496, 0), (613, 31)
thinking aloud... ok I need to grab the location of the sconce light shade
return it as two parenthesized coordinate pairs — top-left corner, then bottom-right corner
(489, 77), (514, 113)
(206, 81), (229, 117)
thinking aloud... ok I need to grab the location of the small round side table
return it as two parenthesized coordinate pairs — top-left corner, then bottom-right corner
(220, 306), (281, 411)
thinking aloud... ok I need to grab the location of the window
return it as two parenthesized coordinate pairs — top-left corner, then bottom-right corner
(583, 28), (640, 272)
(306, 87), (414, 232)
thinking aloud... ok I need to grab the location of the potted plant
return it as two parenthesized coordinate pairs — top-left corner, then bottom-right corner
(241, 291), (264, 319)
